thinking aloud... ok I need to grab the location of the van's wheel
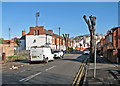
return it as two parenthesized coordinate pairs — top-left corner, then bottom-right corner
(44, 58), (48, 63)
(62, 55), (64, 58)
(60, 56), (62, 59)
(30, 61), (33, 64)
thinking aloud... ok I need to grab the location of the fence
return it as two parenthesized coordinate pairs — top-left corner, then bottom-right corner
(14, 50), (30, 60)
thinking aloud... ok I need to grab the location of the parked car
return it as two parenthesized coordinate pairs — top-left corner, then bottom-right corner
(83, 50), (89, 55)
(53, 50), (64, 58)
(30, 46), (54, 63)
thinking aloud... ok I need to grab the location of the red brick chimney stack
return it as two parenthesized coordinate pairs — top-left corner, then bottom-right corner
(22, 30), (26, 36)
(48, 30), (53, 34)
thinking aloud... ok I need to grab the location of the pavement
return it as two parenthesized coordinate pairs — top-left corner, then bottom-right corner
(2, 53), (88, 85)
(84, 56), (120, 86)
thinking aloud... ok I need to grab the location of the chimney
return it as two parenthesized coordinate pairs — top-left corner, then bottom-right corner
(22, 30), (26, 36)
(40, 26), (44, 31)
(48, 30), (53, 34)
(107, 31), (109, 35)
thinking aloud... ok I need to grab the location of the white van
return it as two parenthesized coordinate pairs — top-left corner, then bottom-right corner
(30, 46), (54, 63)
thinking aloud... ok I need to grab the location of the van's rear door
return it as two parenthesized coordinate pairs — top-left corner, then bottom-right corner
(30, 48), (43, 61)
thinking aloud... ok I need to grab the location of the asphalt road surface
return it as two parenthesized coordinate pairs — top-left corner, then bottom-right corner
(2, 53), (89, 85)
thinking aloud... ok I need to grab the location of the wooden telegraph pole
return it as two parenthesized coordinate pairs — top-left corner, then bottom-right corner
(83, 15), (96, 62)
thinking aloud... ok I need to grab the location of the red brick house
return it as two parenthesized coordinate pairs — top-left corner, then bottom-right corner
(102, 27), (120, 63)
(97, 38), (104, 55)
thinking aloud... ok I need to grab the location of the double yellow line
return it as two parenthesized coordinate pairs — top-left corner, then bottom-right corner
(72, 63), (85, 86)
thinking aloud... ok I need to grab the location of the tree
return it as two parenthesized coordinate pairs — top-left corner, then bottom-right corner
(83, 15), (96, 62)
(0, 38), (4, 44)
(15, 39), (20, 47)
(80, 43), (82, 50)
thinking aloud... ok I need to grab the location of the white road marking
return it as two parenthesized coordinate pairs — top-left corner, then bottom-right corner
(45, 65), (56, 71)
(20, 70), (26, 73)
(19, 72), (42, 82)
(15, 70), (26, 74)
(14, 72), (19, 74)
(19, 65), (56, 82)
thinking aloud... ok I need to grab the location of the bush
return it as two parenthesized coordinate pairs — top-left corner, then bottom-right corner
(68, 47), (73, 51)
(6, 56), (26, 61)
(8, 56), (17, 59)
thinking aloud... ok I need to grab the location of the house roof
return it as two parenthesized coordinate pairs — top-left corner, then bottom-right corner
(110, 27), (119, 32)
(44, 29), (53, 36)
(44, 29), (63, 39)
(53, 34), (63, 39)
(20, 26), (66, 40)
(20, 35), (26, 40)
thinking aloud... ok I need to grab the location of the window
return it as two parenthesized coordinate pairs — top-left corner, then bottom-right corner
(33, 39), (36, 43)
(48, 38), (50, 43)
(37, 30), (39, 35)
(34, 30), (36, 35)
(109, 35), (112, 42)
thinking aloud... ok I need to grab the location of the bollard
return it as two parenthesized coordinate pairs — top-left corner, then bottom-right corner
(2, 53), (6, 63)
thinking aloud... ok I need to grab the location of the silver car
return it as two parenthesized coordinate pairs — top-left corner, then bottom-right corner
(83, 50), (89, 55)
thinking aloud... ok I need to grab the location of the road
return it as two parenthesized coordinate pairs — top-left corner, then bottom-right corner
(2, 53), (89, 85)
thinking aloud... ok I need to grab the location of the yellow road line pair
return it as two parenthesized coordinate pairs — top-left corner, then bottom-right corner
(72, 63), (85, 86)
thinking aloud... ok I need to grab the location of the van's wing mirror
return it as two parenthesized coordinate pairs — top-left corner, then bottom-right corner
(51, 49), (54, 54)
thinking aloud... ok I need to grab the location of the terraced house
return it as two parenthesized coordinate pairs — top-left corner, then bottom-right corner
(20, 26), (70, 50)
(98, 27), (120, 63)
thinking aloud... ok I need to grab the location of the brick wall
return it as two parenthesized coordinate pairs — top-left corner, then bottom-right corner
(103, 27), (120, 63)
(113, 50), (118, 63)
(118, 27), (120, 49)
(113, 30), (117, 48)
(2, 44), (14, 57)
(107, 49), (113, 62)
(48, 30), (53, 34)
(22, 30), (26, 36)
(55, 38), (59, 45)
(52, 36), (55, 45)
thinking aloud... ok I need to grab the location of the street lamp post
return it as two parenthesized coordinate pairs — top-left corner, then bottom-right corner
(59, 27), (60, 50)
(36, 12), (40, 26)
(94, 37), (96, 78)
